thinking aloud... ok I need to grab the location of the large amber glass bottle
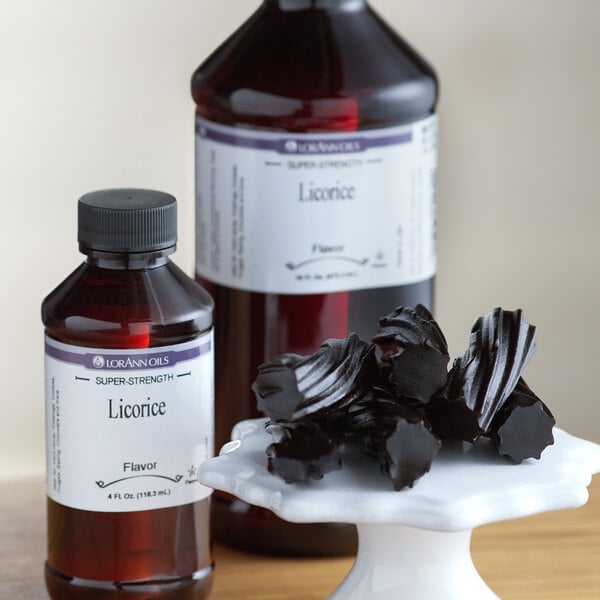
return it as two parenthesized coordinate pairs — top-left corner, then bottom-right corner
(192, 0), (438, 555)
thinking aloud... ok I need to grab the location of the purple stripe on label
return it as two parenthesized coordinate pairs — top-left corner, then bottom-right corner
(46, 341), (211, 371)
(196, 121), (412, 155)
(197, 122), (277, 152)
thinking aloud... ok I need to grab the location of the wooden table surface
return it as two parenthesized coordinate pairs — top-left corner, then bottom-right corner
(2, 477), (599, 599)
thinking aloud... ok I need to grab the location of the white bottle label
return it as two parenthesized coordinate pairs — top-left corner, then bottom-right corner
(44, 333), (214, 512)
(195, 115), (437, 294)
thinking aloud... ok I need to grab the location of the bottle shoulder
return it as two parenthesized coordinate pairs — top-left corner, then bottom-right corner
(191, 4), (437, 130)
(42, 261), (213, 348)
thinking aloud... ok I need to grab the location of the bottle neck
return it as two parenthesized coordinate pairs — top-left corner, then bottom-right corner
(84, 247), (174, 270)
(266, 0), (367, 11)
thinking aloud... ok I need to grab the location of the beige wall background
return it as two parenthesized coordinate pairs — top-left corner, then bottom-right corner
(1, 1), (598, 481)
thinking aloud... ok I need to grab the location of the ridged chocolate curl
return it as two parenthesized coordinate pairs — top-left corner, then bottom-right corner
(372, 304), (449, 403)
(253, 305), (554, 491)
(265, 421), (343, 483)
(462, 308), (537, 430)
(360, 398), (441, 490)
(312, 394), (379, 442)
(252, 333), (379, 422)
(426, 377), (484, 443)
(427, 308), (537, 441)
(315, 393), (441, 490)
(488, 378), (555, 463)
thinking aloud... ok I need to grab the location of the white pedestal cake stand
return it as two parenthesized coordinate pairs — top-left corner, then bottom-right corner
(198, 419), (600, 599)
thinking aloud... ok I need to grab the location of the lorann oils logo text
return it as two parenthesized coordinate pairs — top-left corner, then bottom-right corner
(284, 138), (362, 154)
(92, 355), (170, 369)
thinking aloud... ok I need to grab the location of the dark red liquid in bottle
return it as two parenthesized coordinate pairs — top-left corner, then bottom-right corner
(42, 194), (214, 598)
(191, 0), (438, 555)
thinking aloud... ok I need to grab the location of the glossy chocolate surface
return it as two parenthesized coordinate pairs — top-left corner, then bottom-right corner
(255, 306), (555, 490)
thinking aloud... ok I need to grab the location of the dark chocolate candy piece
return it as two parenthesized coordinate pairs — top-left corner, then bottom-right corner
(372, 304), (449, 403)
(425, 388), (485, 443)
(364, 400), (441, 490)
(255, 305), (554, 491)
(459, 308), (537, 431)
(488, 378), (555, 463)
(310, 393), (440, 489)
(265, 420), (343, 483)
(251, 353), (305, 421)
(252, 333), (378, 422)
(427, 308), (537, 441)
(314, 394), (380, 442)
(314, 388), (422, 442)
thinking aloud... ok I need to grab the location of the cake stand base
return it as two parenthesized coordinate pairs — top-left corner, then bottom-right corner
(331, 524), (497, 599)
(199, 421), (600, 600)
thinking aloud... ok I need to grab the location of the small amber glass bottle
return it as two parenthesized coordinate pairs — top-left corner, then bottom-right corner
(42, 189), (214, 599)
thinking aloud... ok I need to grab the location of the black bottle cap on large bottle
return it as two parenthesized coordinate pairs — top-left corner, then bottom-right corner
(78, 189), (177, 254)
